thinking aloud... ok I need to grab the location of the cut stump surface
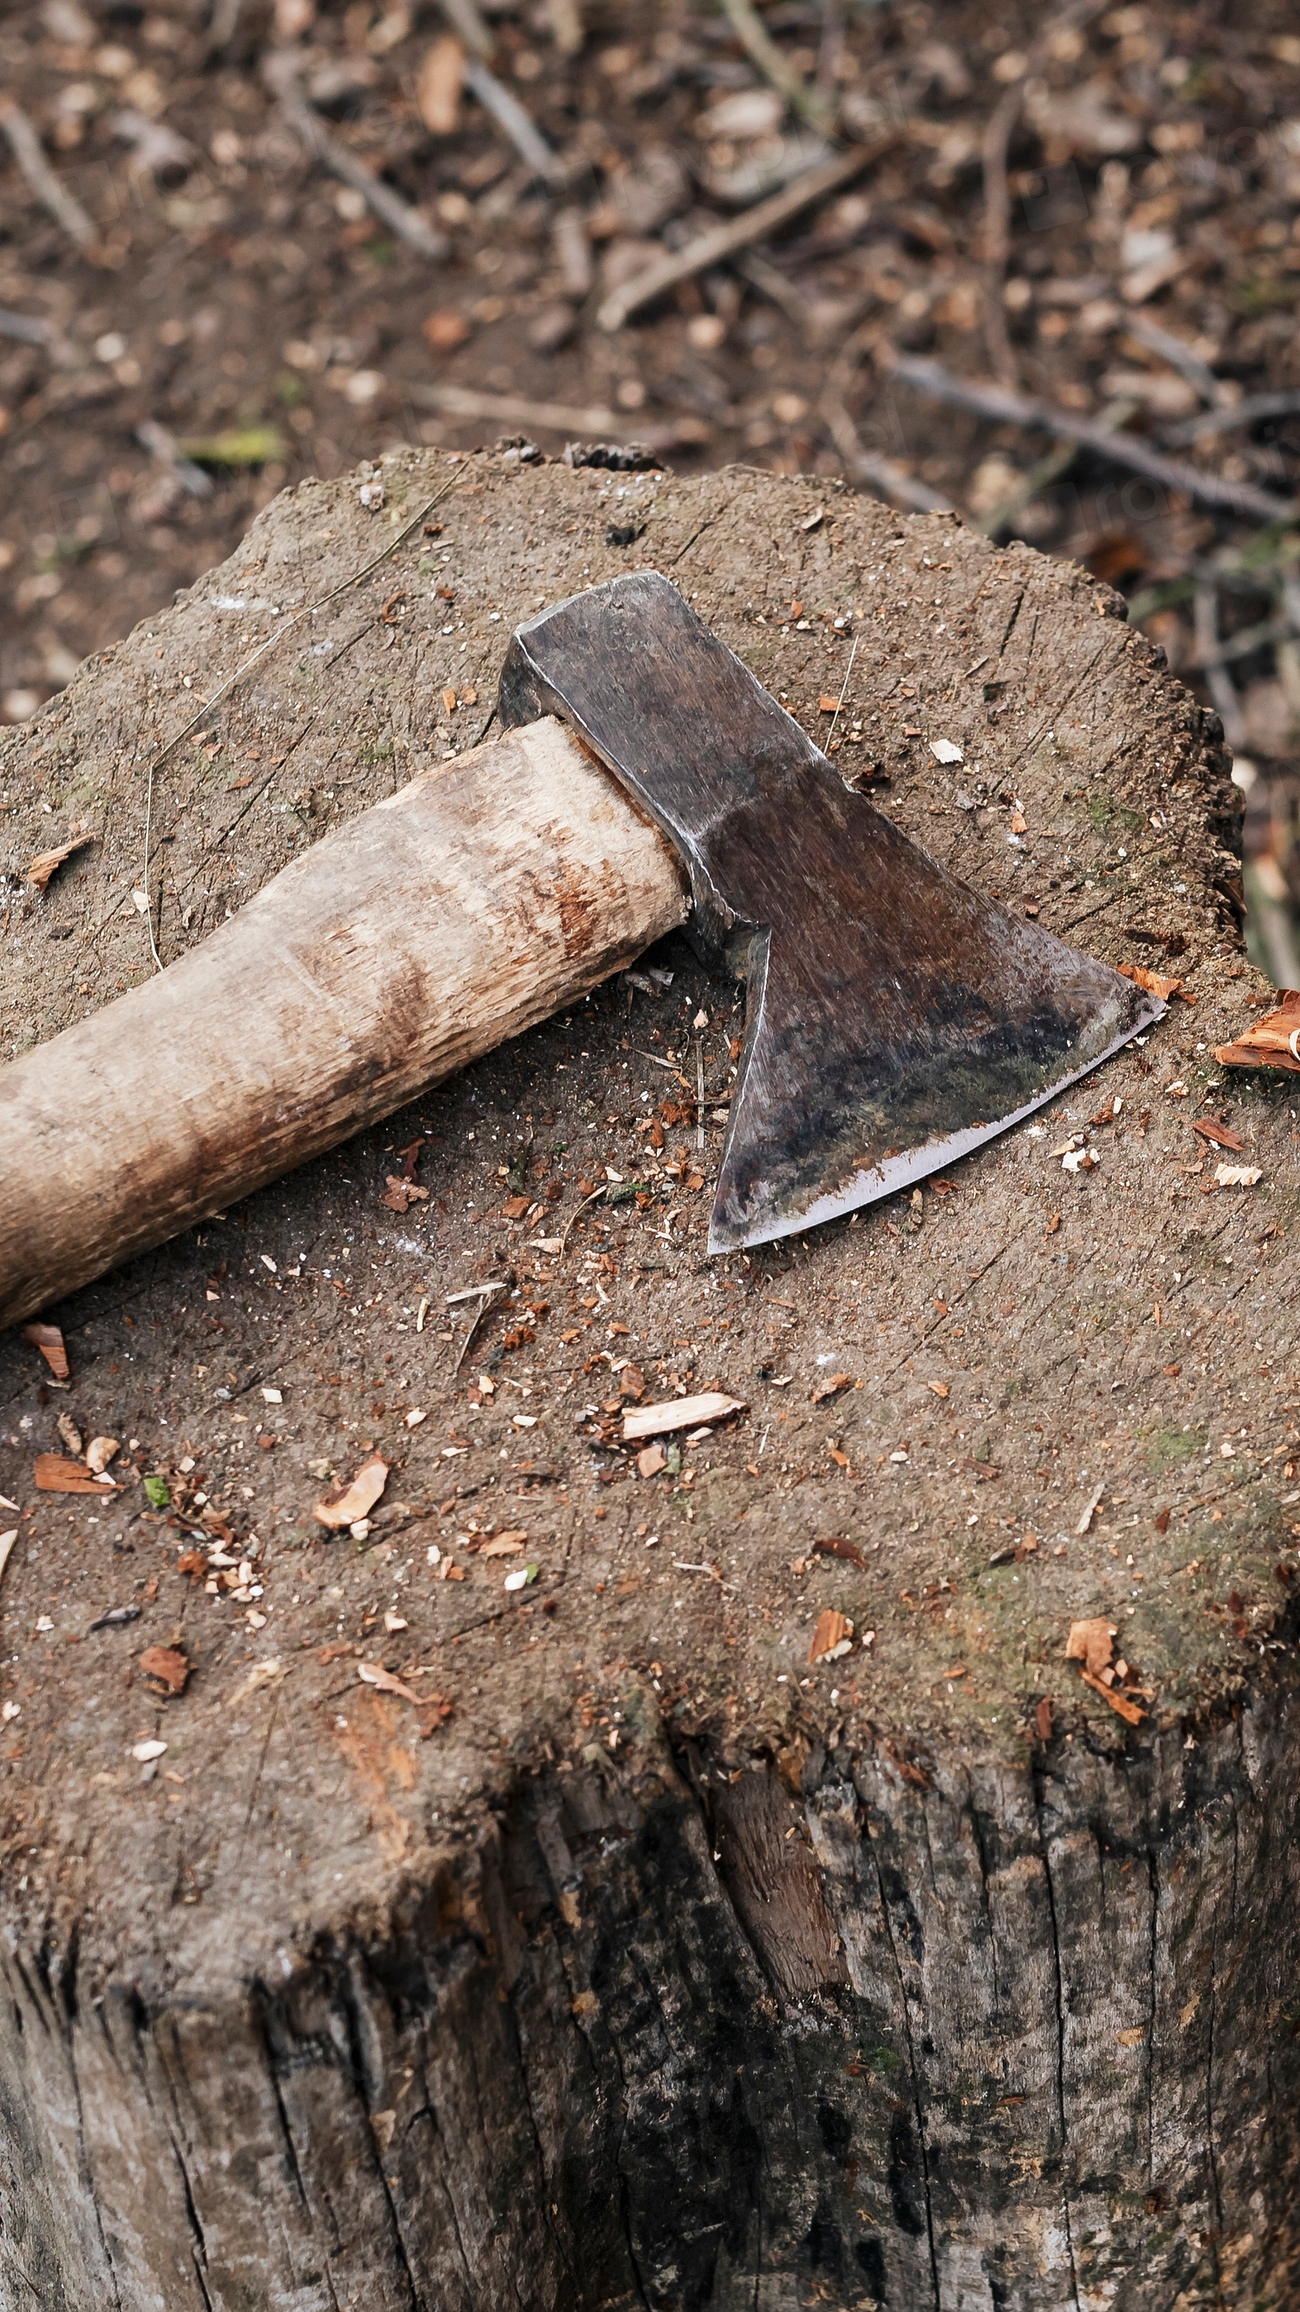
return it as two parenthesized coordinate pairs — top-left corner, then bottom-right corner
(0, 451), (1297, 2311)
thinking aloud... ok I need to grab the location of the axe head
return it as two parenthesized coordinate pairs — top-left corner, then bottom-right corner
(499, 572), (1160, 1254)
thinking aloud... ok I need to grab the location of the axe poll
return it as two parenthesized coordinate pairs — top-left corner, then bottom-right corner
(0, 572), (1159, 1330)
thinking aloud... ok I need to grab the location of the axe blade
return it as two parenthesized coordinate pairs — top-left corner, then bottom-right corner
(499, 572), (1161, 1254)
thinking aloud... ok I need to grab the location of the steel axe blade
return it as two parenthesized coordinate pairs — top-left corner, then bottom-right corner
(499, 570), (1161, 1253)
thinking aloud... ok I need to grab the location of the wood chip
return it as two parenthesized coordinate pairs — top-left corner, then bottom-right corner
(139, 1644), (191, 1695)
(358, 1661), (423, 1703)
(812, 1372), (853, 1403)
(22, 1321), (69, 1378)
(227, 1657), (286, 1706)
(1065, 1616), (1117, 1677)
(1079, 1666), (1145, 1724)
(33, 1454), (117, 1494)
(477, 1531), (527, 1556)
(415, 31), (465, 134)
(1193, 1117), (1246, 1151)
(622, 1391), (744, 1441)
(314, 1454), (388, 1528)
(1214, 989), (1300, 1074)
(1215, 1163), (1262, 1187)
(0, 1532), (17, 1591)
(1117, 962), (1184, 1002)
(1075, 1480), (1105, 1534)
(26, 836), (92, 891)
(637, 1441), (667, 1477)
(86, 1436), (120, 1474)
(808, 1608), (854, 1664)
(813, 1535), (869, 1570)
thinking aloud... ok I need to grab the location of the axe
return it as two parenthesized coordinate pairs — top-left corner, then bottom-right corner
(0, 572), (1158, 1329)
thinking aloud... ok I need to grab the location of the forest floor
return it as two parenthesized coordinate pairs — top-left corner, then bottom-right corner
(1, 0), (1298, 958)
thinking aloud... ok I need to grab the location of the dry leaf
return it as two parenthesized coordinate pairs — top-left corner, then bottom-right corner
(1215, 1163), (1262, 1188)
(22, 1322), (68, 1379)
(314, 1454), (388, 1528)
(1193, 1117), (1246, 1152)
(139, 1644), (190, 1695)
(812, 1372), (853, 1403)
(358, 1660), (422, 1703)
(501, 1194), (531, 1219)
(1213, 989), (1300, 1074)
(928, 1380), (950, 1398)
(623, 1391), (743, 1442)
(415, 32), (465, 135)
(808, 1608), (854, 1664)
(26, 835), (92, 891)
(86, 1436), (120, 1474)
(1065, 1616), (1118, 1678)
(478, 1531), (527, 1557)
(381, 1175), (429, 1212)
(1117, 962), (1184, 1002)
(34, 1454), (116, 1494)
(56, 1412), (83, 1457)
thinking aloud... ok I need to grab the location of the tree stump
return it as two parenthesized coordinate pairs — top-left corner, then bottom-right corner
(1, 451), (1297, 2312)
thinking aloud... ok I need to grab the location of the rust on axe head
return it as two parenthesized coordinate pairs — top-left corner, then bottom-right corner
(499, 571), (1161, 1254)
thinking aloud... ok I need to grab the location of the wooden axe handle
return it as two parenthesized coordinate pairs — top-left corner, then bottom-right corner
(0, 719), (687, 1330)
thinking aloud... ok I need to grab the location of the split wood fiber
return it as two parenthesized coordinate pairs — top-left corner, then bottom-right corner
(0, 452), (1295, 2312)
(0, 718), (686, 1327)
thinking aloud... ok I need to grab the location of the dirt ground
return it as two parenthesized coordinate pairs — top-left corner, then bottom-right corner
(2, 0), (1300, 771)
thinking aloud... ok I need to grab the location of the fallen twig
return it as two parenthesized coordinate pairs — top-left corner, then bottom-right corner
(0, 307), (52, 346)
(1122, 313), (1224, 407)
(407, 382), (619, 434)
(887, 355), (1295, 522)
(1191, 612), (1290, 672)
(136, 421), (214, 501)
(1163, 390), (1300, 449)
(464, 59), (565, 185)
(451, 1280), (509, 1374)
(439, 0), (494, 60)
(980, 0), (1111, 387)
(404, 381), (707, 459)
(980, 80), (1023, 390)
(0, 98), (97, 253)
(1193, 584), (1248, 752)
(598, 137), (898, 332)
(820, 320), (953, 513)
(263, 51), (448, 260)
(718, 0), (835, 133)
(558, 1186), (607, 1254)
(821, 390), (953, 513)
(974, 394), (1136, 537)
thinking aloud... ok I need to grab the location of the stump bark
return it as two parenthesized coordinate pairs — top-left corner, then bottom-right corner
(0, 450), (1297, 2312)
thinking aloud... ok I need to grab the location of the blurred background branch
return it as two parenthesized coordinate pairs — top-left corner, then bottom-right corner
(0, 0), (1298, 975)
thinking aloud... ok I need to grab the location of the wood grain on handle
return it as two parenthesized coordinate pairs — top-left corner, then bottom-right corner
(0, 718), (687, 1330)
